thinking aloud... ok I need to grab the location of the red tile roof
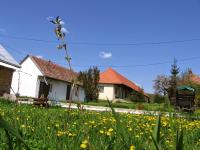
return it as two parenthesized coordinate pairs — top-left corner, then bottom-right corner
(99, 68), (148, 96)
(190, 74), (200, 85)
(30, 55), (77, 83)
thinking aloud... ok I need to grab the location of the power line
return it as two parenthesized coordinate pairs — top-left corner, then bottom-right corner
(69, 56), (200, 69)
(0, 34), (58, 44)
(2, 42), (200, 69)
(1, 38), (200, 69)
(1, 43), (27, 55)
(1, 33), (200, 46)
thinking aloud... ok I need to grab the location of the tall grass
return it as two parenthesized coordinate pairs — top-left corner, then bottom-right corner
(0, 99), (200, 149)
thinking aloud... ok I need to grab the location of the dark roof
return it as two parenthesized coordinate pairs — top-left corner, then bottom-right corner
(30, 55), (77, 83)
(0, 44), (20, 68)
(177, 86), (195, 92)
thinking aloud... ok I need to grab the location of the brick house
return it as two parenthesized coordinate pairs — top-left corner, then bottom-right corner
(0, 44), (20, 95)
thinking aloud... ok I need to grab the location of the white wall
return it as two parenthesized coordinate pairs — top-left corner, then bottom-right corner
(47, 80), (67, 101)
(72, 86), (85, 102)
(11, 57), (42, 97)
(98, 84), (115, 101)
(11, 56), (85, 102)
(47, 79), (85, 102)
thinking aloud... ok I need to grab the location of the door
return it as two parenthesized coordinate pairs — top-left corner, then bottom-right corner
(66, 84), (71, 100)
(38, 82), (50, 98)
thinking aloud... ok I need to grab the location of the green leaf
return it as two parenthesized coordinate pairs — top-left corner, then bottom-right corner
(107, 98), (129, 149)
(5, 129), (13, 150)
(0, 116), (30, 150)
(151, 134), (160, 150)
(176, 130), (183, 150)
(153, 114), (161, 143)
(151, 114), (161, 150)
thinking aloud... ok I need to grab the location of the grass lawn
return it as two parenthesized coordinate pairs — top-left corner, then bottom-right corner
(0, 98), (200, 149)
(80, 100), (174, 112)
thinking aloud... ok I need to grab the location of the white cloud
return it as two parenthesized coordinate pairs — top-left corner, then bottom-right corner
(61, 27), (69, 34)
(36, 55), (43, 59)
(46, 16), (54, 21)
(60, 20), (65, 25)
(99, 51), (112, 59)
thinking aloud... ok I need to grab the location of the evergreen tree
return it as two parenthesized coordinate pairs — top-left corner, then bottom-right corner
(168, 59), (180, 103)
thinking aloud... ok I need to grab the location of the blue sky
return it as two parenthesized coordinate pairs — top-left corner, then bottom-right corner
(1, 0), (200, 93)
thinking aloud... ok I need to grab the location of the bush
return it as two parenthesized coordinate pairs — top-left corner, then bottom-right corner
(153, 94), (166, 103)
(136, 103), (144, 110)
(127, 92), (145, 102)
(195, 93), (200, 107)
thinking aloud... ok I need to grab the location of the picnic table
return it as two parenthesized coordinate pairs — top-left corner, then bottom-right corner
(33, 98), (49, 108)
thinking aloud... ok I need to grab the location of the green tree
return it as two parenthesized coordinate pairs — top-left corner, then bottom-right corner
(78, 67), (100, 102)
(168, 59), (180, 103)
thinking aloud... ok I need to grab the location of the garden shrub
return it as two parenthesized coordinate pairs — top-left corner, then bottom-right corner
(136, 103), (144, 110)
(127, 91), (145, 102)
(195, 93), (200, 108)
(153, 94), (166, 103)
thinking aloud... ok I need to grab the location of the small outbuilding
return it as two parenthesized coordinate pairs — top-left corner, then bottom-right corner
(0, 44), (20, 95)
(176, 86), (195, 110)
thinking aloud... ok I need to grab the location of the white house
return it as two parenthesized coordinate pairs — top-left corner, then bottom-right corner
(11, 55), (85, 102)
(98, 68), (149, 101)
(0, 44), (20, 95)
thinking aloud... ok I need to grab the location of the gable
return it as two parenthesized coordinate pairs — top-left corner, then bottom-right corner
(99, 68), (147, 96)
(20, 56), (43, 76)
(30, 55), (77, 82)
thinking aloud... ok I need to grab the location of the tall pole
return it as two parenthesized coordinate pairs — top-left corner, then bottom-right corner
(49, 16), (76, 110)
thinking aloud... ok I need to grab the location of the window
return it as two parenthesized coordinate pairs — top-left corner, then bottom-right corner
(98, 86), (104, 93)
(49, 84), (53, 93)
(75, 87), (79, 96)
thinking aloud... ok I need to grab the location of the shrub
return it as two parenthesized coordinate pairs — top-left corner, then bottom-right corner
(153, 94), (166, 103)
(127, 91), (145, 102)
(195, 93), (200, 107)
(136, 103), (144, 110)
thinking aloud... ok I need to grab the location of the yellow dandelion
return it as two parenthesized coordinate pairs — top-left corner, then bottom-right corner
(99, 130), (104, 134)
(82, 140), (88, 144)
(106, 131), (112, 136)
(80, 143), (87, 149)
(20, 125), (26, 128)
(108, 128), (114, 132)
(68, 133), (73, 137)
(130, 144), (135, 150)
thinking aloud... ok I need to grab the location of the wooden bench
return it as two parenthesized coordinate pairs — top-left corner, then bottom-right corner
(33, 98), (49, 108)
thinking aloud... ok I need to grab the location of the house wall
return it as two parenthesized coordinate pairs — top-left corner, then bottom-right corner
(98, 83), (115, 101)
(46, 79), (85, 102)
(11, 57), (43, 97)
(0, 66), (14, 95)
(72, 86), (85, 102)
(11, 56), (85, 101)
(47, 79), (68, 101)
